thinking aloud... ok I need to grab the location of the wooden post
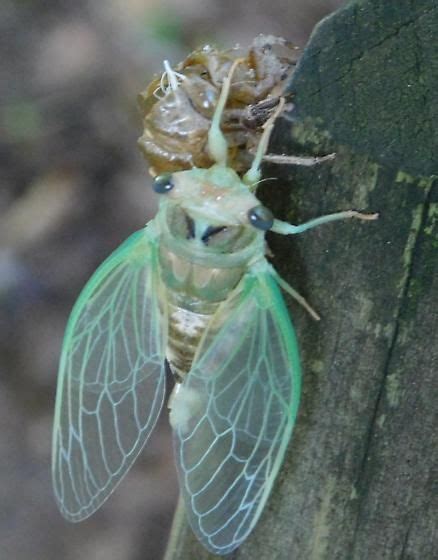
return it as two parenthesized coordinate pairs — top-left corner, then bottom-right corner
(164, 0), (438, 558)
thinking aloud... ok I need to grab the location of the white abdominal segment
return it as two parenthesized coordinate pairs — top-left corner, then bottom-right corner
(169, 384), (202, 433)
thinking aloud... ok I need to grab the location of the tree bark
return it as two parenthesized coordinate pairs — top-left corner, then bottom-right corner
(164, 0), (438, 558)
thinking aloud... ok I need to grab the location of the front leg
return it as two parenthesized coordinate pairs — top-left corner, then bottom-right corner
(271, 209), (378, 235)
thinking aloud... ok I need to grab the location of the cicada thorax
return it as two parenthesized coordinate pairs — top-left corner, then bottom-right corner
(137, 35), (301, 176)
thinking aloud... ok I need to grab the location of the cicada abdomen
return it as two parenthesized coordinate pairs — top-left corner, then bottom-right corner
(137, 35), (301, 176)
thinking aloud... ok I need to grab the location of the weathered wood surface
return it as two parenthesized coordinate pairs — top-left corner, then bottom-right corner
(164, 1), (438, 558)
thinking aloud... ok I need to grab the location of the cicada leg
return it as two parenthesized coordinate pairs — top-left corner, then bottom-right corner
(271, 209), (378, 236)
(269, 267), (321, 321)
(269, 210), (378, 320)
(207, 57), (245, 166)
(243, 97), (286, 189)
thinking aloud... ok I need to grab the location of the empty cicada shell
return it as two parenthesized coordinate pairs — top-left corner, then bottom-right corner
(137, 35), (301, 176)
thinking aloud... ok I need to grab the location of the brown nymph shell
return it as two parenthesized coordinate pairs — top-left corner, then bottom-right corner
(138, 35), (301, 176)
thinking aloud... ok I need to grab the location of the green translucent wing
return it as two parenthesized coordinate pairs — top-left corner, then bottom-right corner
(52, 229), (167, 521)
(172, 267), (301, 555)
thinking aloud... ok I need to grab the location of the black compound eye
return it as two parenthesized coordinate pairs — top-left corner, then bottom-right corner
(153, 174), (174, 194)
(247, 205), (274, 231)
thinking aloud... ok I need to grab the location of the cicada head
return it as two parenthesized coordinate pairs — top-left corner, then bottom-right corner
(153, 166), (272, 254)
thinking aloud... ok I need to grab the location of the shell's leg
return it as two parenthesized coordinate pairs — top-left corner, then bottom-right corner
(271, 209), (378, 235)
(263, 152), (336, 166)
(243, 98), (286, 190)
(208, 58), (244, 166)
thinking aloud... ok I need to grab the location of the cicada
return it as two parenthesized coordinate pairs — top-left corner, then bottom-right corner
(52, 56), (376, 555)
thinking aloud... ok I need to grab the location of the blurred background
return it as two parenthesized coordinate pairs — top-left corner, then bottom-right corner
(1, 1), (345, 559)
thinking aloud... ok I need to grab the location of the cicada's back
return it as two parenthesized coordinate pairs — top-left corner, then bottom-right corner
(137, 35), (301, 176)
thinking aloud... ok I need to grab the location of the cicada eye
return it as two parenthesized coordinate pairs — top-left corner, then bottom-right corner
(153, 174), (174, 194)
(247, 205), (274, 231)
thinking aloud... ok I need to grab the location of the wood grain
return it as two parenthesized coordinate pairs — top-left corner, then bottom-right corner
(164, 1), (438, 557)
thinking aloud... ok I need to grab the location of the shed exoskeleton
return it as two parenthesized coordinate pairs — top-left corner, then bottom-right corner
(138, 35), (302, 175)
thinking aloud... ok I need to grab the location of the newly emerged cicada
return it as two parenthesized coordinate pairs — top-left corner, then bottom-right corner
(52, 53), (377, 555)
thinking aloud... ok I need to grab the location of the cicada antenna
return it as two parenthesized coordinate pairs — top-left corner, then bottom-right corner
(243, 97), (286, 190)
(208, 58), (245, 166)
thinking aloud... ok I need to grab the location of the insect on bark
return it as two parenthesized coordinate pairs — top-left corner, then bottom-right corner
(52, 56), (377, 555)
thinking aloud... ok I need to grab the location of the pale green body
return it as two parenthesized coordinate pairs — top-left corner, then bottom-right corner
(51, 161), (302, 555)
(156, 164), (267, 381)
(52, 58), (376, 556)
